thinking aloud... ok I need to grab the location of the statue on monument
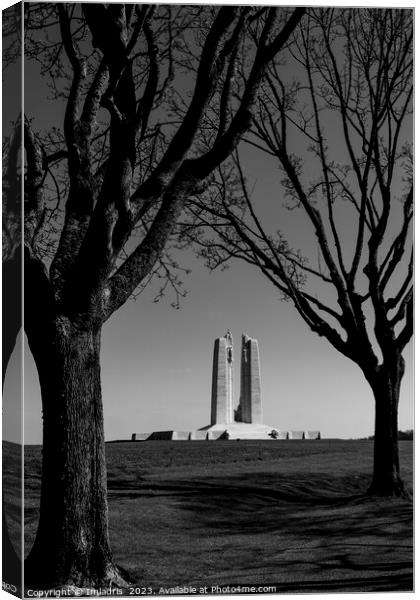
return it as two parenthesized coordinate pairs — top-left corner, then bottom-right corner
(234, 404), (242, 423)
(241, 333), (250, 364)
(225, 329), (233, 363)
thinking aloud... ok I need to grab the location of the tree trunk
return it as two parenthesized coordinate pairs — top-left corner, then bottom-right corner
(25, 318), (128, 589)
(368, 356), (407, 497)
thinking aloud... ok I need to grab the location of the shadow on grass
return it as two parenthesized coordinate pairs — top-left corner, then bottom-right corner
(108, 471), (368, 500)
(228, 573), (413, 592)
(107, 471), (413, 533)
(108, 471), (413, 592)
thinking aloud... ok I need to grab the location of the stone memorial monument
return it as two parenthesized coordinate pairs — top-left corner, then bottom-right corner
(203, 330), (276, 439)
(131, 330), (321, 441)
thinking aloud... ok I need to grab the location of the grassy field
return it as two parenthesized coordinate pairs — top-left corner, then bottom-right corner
(4, 439), (413, 593)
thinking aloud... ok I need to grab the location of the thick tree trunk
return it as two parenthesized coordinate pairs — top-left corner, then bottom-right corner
(25, 319), (128, 589)
(368, 356), (407, 497)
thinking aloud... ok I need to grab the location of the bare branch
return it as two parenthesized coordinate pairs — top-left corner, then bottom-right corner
(57, 4), (85, 145)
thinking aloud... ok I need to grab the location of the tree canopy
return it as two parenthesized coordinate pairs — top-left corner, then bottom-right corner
(183, 7), (413, 495)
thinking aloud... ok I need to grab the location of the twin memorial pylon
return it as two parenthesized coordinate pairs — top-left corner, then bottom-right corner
(131, 330), (321, 441)
(202, 331), (278, 439)
(210, 331), (262, 427)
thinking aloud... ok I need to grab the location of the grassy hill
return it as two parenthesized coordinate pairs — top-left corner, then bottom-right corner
(4, 439), (413, 592)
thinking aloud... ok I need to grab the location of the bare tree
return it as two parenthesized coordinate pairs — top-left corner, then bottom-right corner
(3, 4), (305, 588)
(184, 8), (413, 497)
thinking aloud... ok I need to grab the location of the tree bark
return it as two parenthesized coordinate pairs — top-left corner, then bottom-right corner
(368, 356), (407, 497)
(25, 318), (127, 588)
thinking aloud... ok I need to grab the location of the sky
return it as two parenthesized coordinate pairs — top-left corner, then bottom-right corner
(2, 3), (414, 445)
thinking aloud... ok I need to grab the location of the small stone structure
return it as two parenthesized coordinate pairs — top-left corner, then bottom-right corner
(305, 431), (321, 440)
(288, 430), (305, 440)
(131, 330), (321, 441)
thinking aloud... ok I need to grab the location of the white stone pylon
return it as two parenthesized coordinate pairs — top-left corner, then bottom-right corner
(239, 333), (263, 424)
(210, 331), (234, 425)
